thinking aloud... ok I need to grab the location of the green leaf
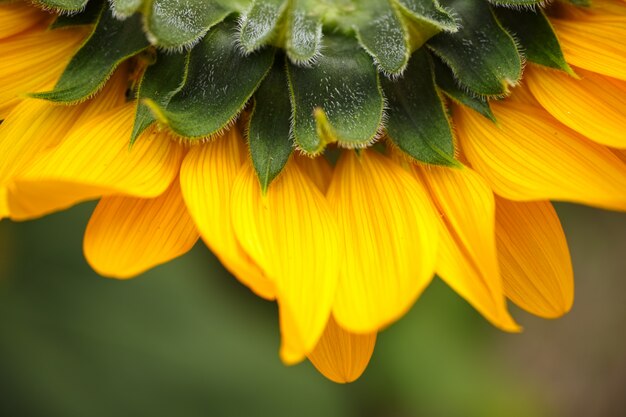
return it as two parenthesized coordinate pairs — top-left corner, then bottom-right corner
(32, 8), (150, 103)
(34, 0), (88, 12)
(393, 0), (459, 33)
(144, 0), (236, 49)
(495, 8), (573, 74)
(131, 52), (190, 145)
(239, 0), (288, 54)
(110, 0), (143, 18)
(354, 1), (410, 75)
(286, 35), (385, 155)
(145, 21), (274, 140)
(427, 0), (522, 97)
(50, 0), (102, 29)
(432, 55), (495, 122)
(248, 63), (293, 193)
(285, 0), (323, 65)
(382, 49), (458, 167)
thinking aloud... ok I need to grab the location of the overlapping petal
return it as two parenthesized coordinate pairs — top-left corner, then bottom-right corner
(457, 101), (626, 211)
(7, 104), (184, 220)
(417, 165), (519, 331)
(526, 65), (626, 148)
(0, 2), (48, 39)
(328, 150), (438, 334)
(495, 197), (573, 318)
(180, 131), (276, 300)
(84, 179), (199, 278)
(231, 160), (340, 363)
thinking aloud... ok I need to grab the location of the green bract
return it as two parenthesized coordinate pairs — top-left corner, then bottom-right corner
(31, 0), (574, 189)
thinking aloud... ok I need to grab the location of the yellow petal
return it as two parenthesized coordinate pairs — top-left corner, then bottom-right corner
(0, 2), (48, 39)
(307, 316), (376, 384)
(495, 197), (574, 318)
(0, 187), (8, 219)
(179, 130), (275, 300)
(417, 165), (519, 331)
(0, 26), (87, 118)
(84, 180), (199, 278)
(231, 159), (340, 362)
(8, 104), (184, 220)
(457, 101), (626, 211)
(552, 17), (626, 81)
(0, 67), (129, 185)
(294, 154), (334, 193)
(328, 150), (438, 333)
(526, 65), (626, 148)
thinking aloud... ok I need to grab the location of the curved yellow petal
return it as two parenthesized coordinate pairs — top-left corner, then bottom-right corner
(231, 160), (340, 363)
(8, 104), (184, 220)
(328, 150), (438, 334)
(0, 68), (129, 185)
(308, 316), (376, 384)
(179, 130), (275, 300)
(526, 65), (626, 148)
(552, 17), (626, 81)
(495, 197), (574, 318)
(0, 187), (8, 219)
(0, 2), (48, 40)
(457, 101), (626, 211)
(417, 165), (519, 332)
(84, 180), (199, 279)
(0, 26), (87, 117)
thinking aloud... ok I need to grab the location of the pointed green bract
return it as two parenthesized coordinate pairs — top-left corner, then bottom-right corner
(248, 64), (293, 193)
(32, 8), (150, 104)
(393, 0), (459, 33)
(428, 0), (522, 97)
(496, 8), (572, 74)
(131, 52), (189, 144)
(432, 56), (495, 122)
(35, 0), (89, 12)
(110, 0), (143, 18)
(383, 49), (458, 167)
(145, 22), (274, 139)
(145, 0), (237, 49)
(355, 1), (410, 75)
(239, 0), (287, 54)
(286, 2), (323, 65)
(287, 35), (385, 155)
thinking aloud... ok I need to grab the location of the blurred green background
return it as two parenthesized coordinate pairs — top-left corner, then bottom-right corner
(0, 202), (624, 417)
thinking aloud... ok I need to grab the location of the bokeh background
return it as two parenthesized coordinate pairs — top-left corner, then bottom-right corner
(0, 202), (624, 417)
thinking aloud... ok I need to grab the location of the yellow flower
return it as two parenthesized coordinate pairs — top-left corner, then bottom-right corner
(1, 0), (625, 383)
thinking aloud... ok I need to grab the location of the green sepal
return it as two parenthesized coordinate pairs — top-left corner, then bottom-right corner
(354, 1), (410, 76)
(428, 0), (522, 97)
(131, 52), (189, 145)
(248, 62), (293, 193)
(144, 0), (239, 49)
(393, 0), (459, 33)
(34, 0), (88, 12)
(31, 7), (150, 104)
(432, 55), (495, 122)
(145, 21), (275, 140)
(110, 0), (143, 18)
(382, 49), (458, 167)
(287, 35), (385, 155)
(50, 0), (102, 29)
(495, 8), (573, 74)
(286, 1), (323, 65)
(239, 0), (288, 54)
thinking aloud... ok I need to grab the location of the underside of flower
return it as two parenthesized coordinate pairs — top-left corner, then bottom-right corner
(31, 0), (576, 190)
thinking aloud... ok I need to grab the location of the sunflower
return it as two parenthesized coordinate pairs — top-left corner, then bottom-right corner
(1, 0), (625, 383)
